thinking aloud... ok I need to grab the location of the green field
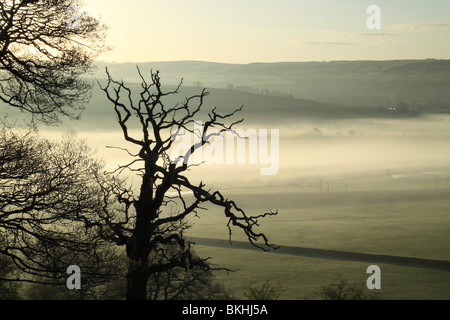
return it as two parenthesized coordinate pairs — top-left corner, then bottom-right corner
(194, 246), (450, 300)
(184, 169), (450, 300)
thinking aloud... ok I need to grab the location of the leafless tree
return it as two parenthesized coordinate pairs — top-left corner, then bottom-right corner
(22, 239), (127, 300)
(0, 0), (109, 124)
(0, 123), (118, 288)
(98, 68), (278, 300)
(0, 0), (123, 297)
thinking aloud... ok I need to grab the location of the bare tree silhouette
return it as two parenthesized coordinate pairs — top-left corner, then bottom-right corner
(98, 68), (278, 300)
(0, 0), (109, 124)
(0, 123), (118, 289)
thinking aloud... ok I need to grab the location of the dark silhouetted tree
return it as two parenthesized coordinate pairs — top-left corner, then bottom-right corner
(0, 0), (120, 297)
(98, 68), (278, 300)
(318, 275), (381, 300)
(22, 241), (127, 300)
(0, 0), (109, 124)
(243, 280), (282, 300)
(0, 123), (119, 289)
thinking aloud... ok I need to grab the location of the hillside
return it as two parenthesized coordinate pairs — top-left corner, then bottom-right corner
(32, 84), (413, 132)
(1, 59), (448, 130)
(94, 59), (450, 111)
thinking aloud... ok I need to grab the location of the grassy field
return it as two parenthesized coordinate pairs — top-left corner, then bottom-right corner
(184, 169), (450, 300)
(194, 246), (450, 300)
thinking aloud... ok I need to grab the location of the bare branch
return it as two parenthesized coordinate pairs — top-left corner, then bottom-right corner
(0, 0), (110, 123)
(98, 68), (277, 299)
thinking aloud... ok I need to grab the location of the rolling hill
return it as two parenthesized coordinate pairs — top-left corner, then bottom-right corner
(94, 59), (450, 111)
(1, 59), (449, 130)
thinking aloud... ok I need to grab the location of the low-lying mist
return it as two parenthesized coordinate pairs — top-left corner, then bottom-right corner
(39, 114), (450, 196)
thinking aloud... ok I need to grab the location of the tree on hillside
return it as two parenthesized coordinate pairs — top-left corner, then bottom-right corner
(0, 0), (109, 124)
(98, 68), (278, 300)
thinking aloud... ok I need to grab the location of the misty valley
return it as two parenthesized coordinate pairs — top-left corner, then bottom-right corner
(2, 0), (450, 306)
(2, 60), (450, 300)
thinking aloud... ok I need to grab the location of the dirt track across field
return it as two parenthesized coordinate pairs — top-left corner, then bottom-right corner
(190, 237), (450, 272)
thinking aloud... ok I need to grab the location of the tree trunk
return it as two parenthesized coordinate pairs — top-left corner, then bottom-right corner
(126, 263), (149, 300)
(125, 228), (151, 299)
(126, 173), (153, 300)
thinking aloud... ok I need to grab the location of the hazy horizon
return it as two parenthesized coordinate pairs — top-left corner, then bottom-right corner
(94, 57), (450, 64)
(85, 0), (450, 64)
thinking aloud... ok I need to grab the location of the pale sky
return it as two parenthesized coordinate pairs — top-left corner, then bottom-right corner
(84, 0), (450, 63)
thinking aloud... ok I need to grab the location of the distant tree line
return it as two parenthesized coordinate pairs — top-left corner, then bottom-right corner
(374, 105), (420, 118)
(226, 83), (295, 99)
